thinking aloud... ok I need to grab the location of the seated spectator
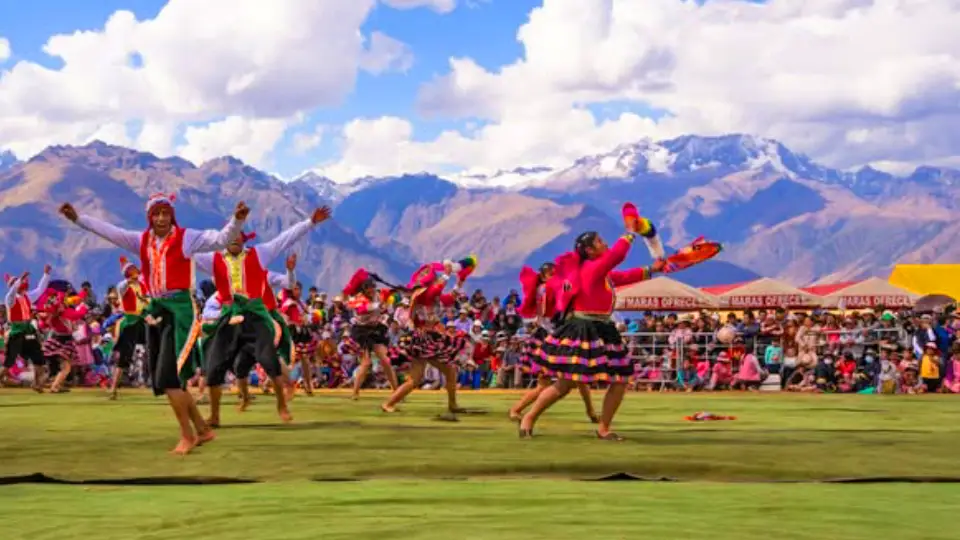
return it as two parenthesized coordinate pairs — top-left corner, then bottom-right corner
(900, 364), (923, 394)
(943, 346), (960, 394)
(878, 350), (899, 394)
(814, 355), (836, 392)
(676, 358), (702, 392)
(710, 352), (733, 390)
(834, 352), (857, 392)
(732, 352), (763, 391)
(785, 365), (816, 392)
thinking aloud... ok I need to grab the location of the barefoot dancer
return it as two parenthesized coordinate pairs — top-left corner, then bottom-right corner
(261, 254), (300, 400)
(519, 220), (666, 440)
(60, 194), (248, 454)
(508, 262), (598, 423)
(381, 257), (476, 418)
(0, 267), (52, 390)
(199, 260), (296, 424)
(195, 207), (330, 427)
(108, 257), (148, 400)
(344, 269), (399, 399)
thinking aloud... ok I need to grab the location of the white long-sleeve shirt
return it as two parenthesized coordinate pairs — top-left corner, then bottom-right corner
(5, 272), (51, 311)
(75, 213), (243, 266)
(193, 218), (313, 285)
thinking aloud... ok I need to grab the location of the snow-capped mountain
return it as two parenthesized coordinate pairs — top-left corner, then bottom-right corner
(291, 171), (388, 202)
(450, 166), (555, 189)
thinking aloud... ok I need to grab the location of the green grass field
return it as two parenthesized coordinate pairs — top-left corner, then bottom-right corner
(2, 389), (959, 539)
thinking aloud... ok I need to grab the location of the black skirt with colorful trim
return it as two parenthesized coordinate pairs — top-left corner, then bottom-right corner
(520, 326), (549, 375)
(389, 328), (466, 365)
(533, 318), (630, 383)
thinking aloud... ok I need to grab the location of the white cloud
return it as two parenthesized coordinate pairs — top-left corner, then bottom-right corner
(179, 116), (293, 168)
(360, 32), (414, 75)
(0, 38), (10, 63)
(382, 0), (457, 13)
(292, 125), (326, 154)
(325, 0), (960, 179)
(0, 0), (433, 159)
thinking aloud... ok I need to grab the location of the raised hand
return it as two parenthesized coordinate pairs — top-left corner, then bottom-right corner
(43, 264), (52, 274)
(234, 201), (250, 221)
(285, 253), (298, 271)
(311, 206), (332, 224)
(19, 271), (29, 281)
(651, 258), (667, 273)
(59, 203), (78, 222)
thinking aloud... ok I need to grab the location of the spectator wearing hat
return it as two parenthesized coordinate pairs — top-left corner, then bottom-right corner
(912, 315), (936, 359)
(710, 351), (733, 390)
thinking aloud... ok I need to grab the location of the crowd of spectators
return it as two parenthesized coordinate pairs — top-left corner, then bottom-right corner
(2, 280), (958, 396)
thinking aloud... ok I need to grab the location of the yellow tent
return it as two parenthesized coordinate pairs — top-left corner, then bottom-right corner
(888, 264), (960, 301)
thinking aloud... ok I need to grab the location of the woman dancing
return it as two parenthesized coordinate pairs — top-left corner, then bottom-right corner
(343, 269), (399, 399)
(108, 257), (148, 400)
(381, 258), (475, 418)
(519, 217), (665, 440)
(508, 262), (598, 424)
(280, 282), (317, 395)
(38, 285), (89, 393)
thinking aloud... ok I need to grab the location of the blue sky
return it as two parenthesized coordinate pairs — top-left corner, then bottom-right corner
(1, 0), (953, 178)
(0, 0), (546, 176)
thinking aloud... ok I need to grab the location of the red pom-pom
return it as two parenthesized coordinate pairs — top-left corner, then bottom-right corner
(343, 268), (371, 297)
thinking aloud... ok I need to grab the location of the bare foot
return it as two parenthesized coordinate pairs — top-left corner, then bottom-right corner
(278, 408), (293, 423)
(237, 399), (250, 412)
(170, 437), (197, 456)
(351, 394), (359, 401)
(196, 430), (216, 446)
(508, 410), (522, 423)
(205, 417), (220, 429)
(107, 392), (117, 400)
(380, 403), (397, 413)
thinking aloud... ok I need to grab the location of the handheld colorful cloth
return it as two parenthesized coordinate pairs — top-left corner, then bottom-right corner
(663, 237), (723, 273)
(622, 202), (664, 259)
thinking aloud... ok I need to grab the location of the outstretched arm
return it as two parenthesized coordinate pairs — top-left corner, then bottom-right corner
(267, 270), (294, 290)
(74, 215), (141, 254)
(254, 219), (314, 268)
(26, 270), (52, 302)
(610, 259), (665, 287)
(182, 218), (244, 258)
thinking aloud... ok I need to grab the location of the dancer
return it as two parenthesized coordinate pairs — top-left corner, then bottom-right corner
(200, 255), (297, 424)
(38, 285), (89, 393)
(508, 262), (598, 423)
(108, 257), (148, 400)
(343, 269), (399, 400)
(59, 194), (248, 455)
(381, 257), (476, 418)
(519, 212), (666, 440)
(195, 207), (330, 427)
(280, 279), (317, 396)
(0, 266), (52, 390)
(260, 254), (299, 395)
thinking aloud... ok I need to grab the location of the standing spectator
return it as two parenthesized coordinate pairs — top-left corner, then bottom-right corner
(920, 342), (942, 393)
(912, 315), (936, 359)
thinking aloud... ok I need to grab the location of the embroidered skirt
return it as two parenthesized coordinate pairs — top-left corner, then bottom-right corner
(520, 326), (550, 375)
(389, 329), (466, 365)
(533, 318), (630, 383)
(42, 333), (76, 363)
(291, 326), (316, 361)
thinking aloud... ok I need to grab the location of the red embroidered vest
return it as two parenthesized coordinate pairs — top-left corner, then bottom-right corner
(262, 283), (278, 311)
(8, 292), (33, 322)
(139, 227), (193, 294)
(121, 280), (147, 315)
(212, 248), (266, 304)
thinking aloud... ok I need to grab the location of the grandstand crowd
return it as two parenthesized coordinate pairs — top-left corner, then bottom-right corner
(2, 280), (958, 395)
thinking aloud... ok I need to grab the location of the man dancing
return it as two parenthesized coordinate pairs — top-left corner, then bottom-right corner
(194, 207), (331, 426)
(1, 266), (52, 390)
(108, 257), (148, 400)
(199, 252), (298, 426)
(59, 194), (248, 455)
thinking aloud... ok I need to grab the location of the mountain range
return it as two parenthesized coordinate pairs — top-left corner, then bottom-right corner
(0, 134), (956, 295)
